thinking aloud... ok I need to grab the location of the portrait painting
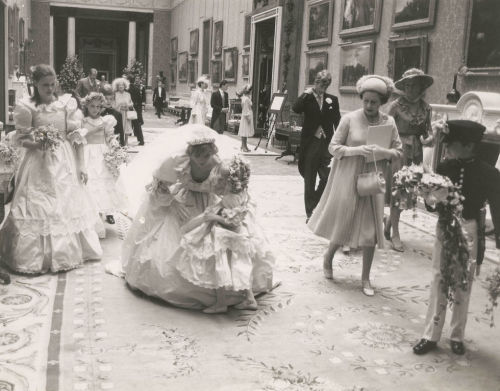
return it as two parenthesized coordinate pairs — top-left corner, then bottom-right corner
(190, 29), (199, 55)
(170, 62), (176, 87)
(178, 51), (188, 82)
(305, 52), (328, 86)
(388, 36), (428, 81)
(242, 54), (250, 78)
(171, 37), (178, 59)
(340, 0), (382, 38)
(307, 0), (334, 47)
(223, 48), (238, 82)
(339, 40), (375, 92)
(188, 60), (198, 85)
(213, 21), (223, 56)
(211, 60), (222, 84)
(392, 0), (437, 31)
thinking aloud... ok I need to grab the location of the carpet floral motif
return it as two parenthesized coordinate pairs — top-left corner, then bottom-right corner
(348, 322), (416, 352)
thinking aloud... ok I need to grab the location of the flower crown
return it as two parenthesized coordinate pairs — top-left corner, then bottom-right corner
(227, 155), (251, 194)
(187, 137), (216, 146)
(82, 92), (106, 108)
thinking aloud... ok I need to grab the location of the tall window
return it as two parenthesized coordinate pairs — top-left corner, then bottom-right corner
(467, 0), (500, 68)
(202, 19), (211, 75)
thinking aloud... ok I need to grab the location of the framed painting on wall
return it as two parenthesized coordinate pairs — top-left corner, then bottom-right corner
(190, 29), (199, 55)
(178, 51), (188, 82)
(339, 40), (375, 92)
(305, 51), (328, 86)
(392, 0), (437, 31)
(388, 36), (429, 82)
(211, 60), (222, 84)
(170, 62), (177, 87)
(213, 21), (223, 56)
(171, 37), (178, 59)
(188, 59), (198, 85)
(306, 0), (334, 47)
(339, 0), (382, 38)
(242, 54), (250, 79)
(223, 48), (238, 82)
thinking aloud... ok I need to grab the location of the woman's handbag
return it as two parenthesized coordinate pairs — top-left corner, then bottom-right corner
(127, 110), (138, 121)
(356, 152), (386, 197)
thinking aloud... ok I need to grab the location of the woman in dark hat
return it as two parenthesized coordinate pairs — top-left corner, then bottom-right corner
(385, 68), (434, 252)
(414, 119), (500, 356)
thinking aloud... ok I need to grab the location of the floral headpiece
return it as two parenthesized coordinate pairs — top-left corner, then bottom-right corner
(82, 92), (106, 108)
(187, 137), (216, 146)
(227, 155), (251, 194)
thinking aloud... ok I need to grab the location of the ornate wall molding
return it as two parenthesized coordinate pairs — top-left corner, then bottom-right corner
(47, 0), (172, 11)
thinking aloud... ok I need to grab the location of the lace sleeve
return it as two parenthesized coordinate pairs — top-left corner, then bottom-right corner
(102, 115), (118, 143)
(12, 101), (33, 147)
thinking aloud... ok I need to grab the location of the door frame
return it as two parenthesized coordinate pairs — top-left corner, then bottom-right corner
(250, 6), (282, 96)
(1, 0), (7, 124)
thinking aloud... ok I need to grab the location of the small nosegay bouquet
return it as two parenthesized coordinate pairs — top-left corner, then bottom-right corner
(32, 124), (63, 152)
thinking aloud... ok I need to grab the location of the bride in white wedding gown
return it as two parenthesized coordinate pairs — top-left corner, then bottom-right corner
(117, 124), (274, 309)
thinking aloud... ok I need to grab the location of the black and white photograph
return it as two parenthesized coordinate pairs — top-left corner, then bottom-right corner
(1, 1), (500, 391)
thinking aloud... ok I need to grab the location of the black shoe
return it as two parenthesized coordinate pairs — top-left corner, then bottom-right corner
(106, 215), (115, 225)
(450, 341), (465, 355)
(138, 142), (144, 146)
(413, 339), (437, 355)
(306, 218), (310, 224)
(0, 271), (10, 285)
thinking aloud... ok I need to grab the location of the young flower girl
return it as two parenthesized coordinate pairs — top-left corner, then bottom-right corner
(175, 155), (267, 313)
(80, 92), (125, 237)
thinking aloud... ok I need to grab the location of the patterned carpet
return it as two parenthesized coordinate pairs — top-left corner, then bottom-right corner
(1, 172), (500, 390)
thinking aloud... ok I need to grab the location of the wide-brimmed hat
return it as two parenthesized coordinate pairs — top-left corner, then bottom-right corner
(395, 68), (434, 91)
(197, 75), (210, 86)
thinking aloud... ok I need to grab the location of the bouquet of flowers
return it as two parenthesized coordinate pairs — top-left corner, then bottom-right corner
(228, 156), (250, 194)
(103, 142), (130, 178)
(32, 124), (63, 152)
(0, 141), (20, 166)
(419, 172), (469, 304)
(485, 267), (500, 327)
(221, 206), (248, 227)
(392, 164), (424, 216)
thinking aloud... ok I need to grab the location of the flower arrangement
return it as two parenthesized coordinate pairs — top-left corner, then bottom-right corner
(221, 206), (248, 226)
(485, 268), (500, 327)
(391, 164), (424, 216)
(103, 142), (130, 178)
(0, 141), (20, 166)
(32, 124), (64, 152)
(419, 172), (469, 303)
(227, 156), (250, 194)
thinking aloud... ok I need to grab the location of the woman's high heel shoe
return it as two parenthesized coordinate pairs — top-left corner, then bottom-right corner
(362, 280), (375, 296)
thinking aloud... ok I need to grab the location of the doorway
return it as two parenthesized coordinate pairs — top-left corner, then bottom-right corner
(253, 18), (275, 128)
(1, 2), (5, 123)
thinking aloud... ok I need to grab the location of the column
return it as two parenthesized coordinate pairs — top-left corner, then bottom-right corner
(49, 15), (54, 67)
(67, 16), (75, 57)
(128, 20), (136, 65)
(147, 22), (153, 86)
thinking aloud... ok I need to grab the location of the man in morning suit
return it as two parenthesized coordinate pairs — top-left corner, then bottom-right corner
(210, 79), (229, 134)
(128, 76), (145, 145)
(153, 80), (167, 118)
(292, 70), (341, 222)
(74, 68), (99, 101)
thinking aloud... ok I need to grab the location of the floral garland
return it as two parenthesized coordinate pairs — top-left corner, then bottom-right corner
(420, 173), (470, 304)
(103, 141), (130, 178)
(485, 268), (500, 327)
(393, 167), (469, 303)
(0, 142), (20, 165)
(32, 124), (63, 152)
(392, 164), (423, 217)
(228, 155), (250, 194)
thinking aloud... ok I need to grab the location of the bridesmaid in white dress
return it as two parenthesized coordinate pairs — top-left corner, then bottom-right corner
(0, 64), (102, 274)
(237, 84), (254, 152)
(112, 78), (134, 144)
(189, 76), (209, 125)
(80, 92), (126, 237)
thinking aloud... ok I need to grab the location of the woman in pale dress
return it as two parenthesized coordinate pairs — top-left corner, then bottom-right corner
(308, 75), (403, 296)
(112, 78), (133, 145)
(237, 84), (254, 152)
(385, 68), (434, 252)
(189, 76), (209, 125)
(120, 124), (274, 309)
(80, 92), (126, 237)
(0, 64), (102, 274)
